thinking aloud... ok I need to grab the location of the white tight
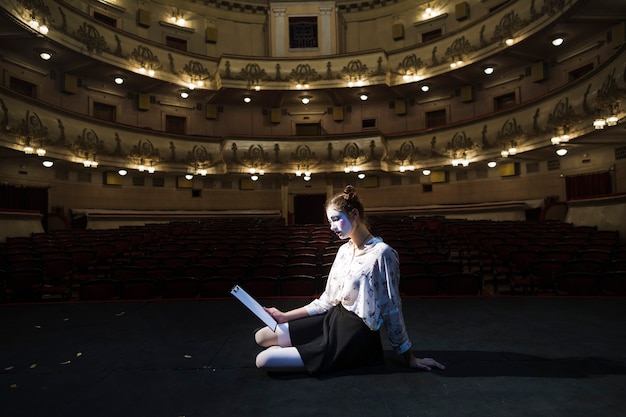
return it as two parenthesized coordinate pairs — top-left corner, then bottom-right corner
(255, 323), (305, 370)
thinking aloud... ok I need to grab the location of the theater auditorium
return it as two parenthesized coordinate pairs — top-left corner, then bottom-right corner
(1, 0), (625, 416)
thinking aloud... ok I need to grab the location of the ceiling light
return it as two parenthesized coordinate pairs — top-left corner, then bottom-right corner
(551, 35), (565, 47)
(420, 84), (430, 92)
(42, 160), (54, 168)
(483, 66), (495, 75)
(359, 93), (368, 101)
(300, 96), (311, 105)
(505, 38), (515, 46)
(243, 96), (251, 103)
(39, 51), (52, 60)
(556, 148), (568, 157)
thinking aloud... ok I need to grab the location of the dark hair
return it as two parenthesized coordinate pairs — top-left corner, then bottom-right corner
(326, 185), (365, 219)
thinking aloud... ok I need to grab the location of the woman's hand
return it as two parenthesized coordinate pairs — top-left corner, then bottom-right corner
(264, 307), (288, 324)
(405, 351), (445, 371)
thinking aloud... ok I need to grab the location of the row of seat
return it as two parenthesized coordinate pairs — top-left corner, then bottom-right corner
(78, 275), (320, 301)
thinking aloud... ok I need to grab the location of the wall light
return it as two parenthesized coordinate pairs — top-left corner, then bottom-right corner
(243, 96), (252, 103)
(185, 174), (194, 180)
(42, 160), (54, 168)
(118, 169), (128, 176)
(422, 169), (431, 176)
(556, 148), (568, 157)
(483, 66), (495, 75)
(114, 76), (124, 85)
(487, 161), (497, 168)
(593, 118), (607, 129)
(180, 91), (190, 99)
(39, 51), (52, 61)
(420, 84), (430, 92)
(300, 96), (311, 105)
(359, 93), (368, 101)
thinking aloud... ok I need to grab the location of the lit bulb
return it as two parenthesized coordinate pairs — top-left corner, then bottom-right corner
(422, 169), (431, 176)
(118, 169), (128, 176)
(42, 160), (54, 168)
(552, 37), (564, 47)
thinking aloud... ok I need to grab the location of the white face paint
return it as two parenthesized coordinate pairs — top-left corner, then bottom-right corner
(326, 208), (353, 240)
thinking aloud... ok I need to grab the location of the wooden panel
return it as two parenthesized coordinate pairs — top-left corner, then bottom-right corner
(460, 85), (473, 102)
(395, 99), (407, 115)
(206, 27), (218, 44)
(392, 23), (404, 40)
(103, 172), (122, 186)
(270, 108), (281, 124)
(363, 176), (379, 188)
(62, 73), (77, 94)
(531, 61), (547, 82)
(611, 21), (625, 47)
(333, 106), (344, 121)
(177, 176), (193, 188)
(455, 2), (470, 21)
(431, 171), (448, 183)
(499, 162), (520, 177)
(205, 103), (217, 119)
(137, 9), (151, 28)
(239, 178), (256, 190)
(137, 93), (150, 111)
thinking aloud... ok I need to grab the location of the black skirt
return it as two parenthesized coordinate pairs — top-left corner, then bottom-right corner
(290, 304), (384, 375)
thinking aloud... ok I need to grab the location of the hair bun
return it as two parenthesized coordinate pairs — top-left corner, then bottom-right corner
(343, 185), (356, 200)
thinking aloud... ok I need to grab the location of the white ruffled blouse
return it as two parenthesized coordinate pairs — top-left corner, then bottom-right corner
(304, 236), (412, 355)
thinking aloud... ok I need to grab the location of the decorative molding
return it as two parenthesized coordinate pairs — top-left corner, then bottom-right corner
(158, 21), (195, 34)
(413, 13), (448, 28)
(1, 57), (48, 77)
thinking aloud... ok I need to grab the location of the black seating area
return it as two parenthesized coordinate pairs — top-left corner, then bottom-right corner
(1, 216), (626, 303)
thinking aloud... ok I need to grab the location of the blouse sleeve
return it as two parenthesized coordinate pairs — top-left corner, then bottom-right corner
(375, 247), (412, 355)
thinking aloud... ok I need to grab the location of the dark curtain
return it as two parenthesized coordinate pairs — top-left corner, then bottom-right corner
(0, 184), (49, 228)
(565, 171), (612, 200)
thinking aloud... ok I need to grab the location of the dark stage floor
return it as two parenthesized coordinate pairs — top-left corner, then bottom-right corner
(2, 296), (625, 417)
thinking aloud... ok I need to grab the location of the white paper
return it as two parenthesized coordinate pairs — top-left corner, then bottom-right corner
(230, 285), (277, 331)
